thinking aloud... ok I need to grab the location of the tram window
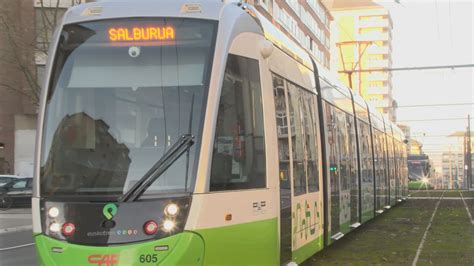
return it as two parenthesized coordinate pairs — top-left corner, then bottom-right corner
(210, 54), (266, 191)
(273, 75), (291, 189)
(272, 74), (320, 195)
(335, 108), (350, 191)
(358, 121), (373, 183)
(287, 83), (307, 196)
(39, 18), (219, 197)
(303, 93), (320, 193)
(325, 102), (341, 233)
(347, 112), (359, 223)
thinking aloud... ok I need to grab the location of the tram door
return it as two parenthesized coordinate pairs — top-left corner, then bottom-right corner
(273, 74), (323, 264)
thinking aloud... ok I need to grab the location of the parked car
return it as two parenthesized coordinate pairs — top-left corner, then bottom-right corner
(0, 175), (21, 188)
(0, 177), (33, 208)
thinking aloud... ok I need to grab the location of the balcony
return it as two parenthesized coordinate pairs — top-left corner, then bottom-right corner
(364, 59), (390, 69)
(366, 72), (390, 81)
(34, 0), (75, 7)
(366, 86), (390, 95)
(358, 32), (390, 42)
(368, 98), (391, 108)
(366, 45), (390, 54)
(359, 18), (391, 29)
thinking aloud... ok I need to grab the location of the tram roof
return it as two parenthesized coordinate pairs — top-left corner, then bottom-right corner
(63, 0), (226, 25)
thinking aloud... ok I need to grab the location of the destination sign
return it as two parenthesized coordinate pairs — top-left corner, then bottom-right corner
(108, 26), (175, 42)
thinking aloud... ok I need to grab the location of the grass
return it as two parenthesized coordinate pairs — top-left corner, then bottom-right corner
(465, 199), (474, 220)
(442, 190), (462, 197)
(303, 198), (474, 265)
(408, 181), (434, 190)
(461, 191), (474, 197)
(409, 191), (445, 197)
(303, 200), (437, 265)
(417, 200), (474, 265)
(409, 190), (474, 198)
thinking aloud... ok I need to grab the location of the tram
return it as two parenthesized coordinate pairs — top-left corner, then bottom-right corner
(33, 1), (408, 265)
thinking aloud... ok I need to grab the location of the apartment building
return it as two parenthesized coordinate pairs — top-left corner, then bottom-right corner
(249, 0), (332, 69)
(328, 1), (396, 121)
(442, 151), (465, 189)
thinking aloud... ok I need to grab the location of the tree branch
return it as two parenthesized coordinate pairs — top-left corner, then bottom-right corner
(0, 83), (39, 106)
(0, 16), (41, 104)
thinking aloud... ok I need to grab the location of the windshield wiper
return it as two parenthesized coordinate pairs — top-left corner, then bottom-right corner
(119, 134), (194, 202)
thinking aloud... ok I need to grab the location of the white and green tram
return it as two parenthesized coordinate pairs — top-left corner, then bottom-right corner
(32, 0), (408, 265)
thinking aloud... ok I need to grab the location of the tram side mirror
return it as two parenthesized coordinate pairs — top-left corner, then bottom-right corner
(259, 40), (273, 59)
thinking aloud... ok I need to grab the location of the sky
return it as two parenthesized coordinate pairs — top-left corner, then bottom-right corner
(377, 0), (474, 168)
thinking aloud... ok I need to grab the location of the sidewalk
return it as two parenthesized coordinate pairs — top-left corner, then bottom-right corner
(0, 208), (32, 234)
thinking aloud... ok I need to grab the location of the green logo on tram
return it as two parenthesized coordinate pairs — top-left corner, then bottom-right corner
(103, 203), (118, 220)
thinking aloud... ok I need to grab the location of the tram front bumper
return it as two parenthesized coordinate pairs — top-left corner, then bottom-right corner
(34, 232), (204, 266)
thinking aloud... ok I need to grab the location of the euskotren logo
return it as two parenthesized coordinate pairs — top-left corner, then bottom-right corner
(103, 203), (118, 220)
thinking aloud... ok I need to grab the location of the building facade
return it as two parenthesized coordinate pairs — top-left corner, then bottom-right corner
(0, 0), (87, 175)
(328, 1), (396, 121)
(248, 0), (332, 69)
(442, 151), (465, 189)
(0, 0), (37, 175)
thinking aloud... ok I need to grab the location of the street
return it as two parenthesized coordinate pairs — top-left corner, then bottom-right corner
(0, 230), (36, 266)
(0, 209), (36, 266)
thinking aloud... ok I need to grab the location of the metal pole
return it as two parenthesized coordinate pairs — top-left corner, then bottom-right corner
(449, 148), (453, 189)
(467, 115), (472, 190)
(348, 71), (353, 91)
(464, 131), (467, 189)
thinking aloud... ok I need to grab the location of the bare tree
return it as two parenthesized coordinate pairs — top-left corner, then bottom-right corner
(0, 0), (82, 106)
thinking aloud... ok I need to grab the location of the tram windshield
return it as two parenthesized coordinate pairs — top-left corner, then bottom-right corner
(40, 18), (217, 199)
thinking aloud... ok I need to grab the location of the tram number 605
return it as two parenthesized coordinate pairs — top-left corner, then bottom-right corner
(139, 254), (158, 263)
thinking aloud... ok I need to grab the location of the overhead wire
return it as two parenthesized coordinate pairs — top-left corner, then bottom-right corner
(394, 102), (474, 108)
(398, 117), (473, 122)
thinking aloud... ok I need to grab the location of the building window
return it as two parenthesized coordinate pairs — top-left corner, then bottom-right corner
(260, 0), (270, 11)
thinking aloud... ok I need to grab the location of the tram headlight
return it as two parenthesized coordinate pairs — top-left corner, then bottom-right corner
(164, 203), (179, 217)
(48, 207), (60, 218)
(49, 222), (61, 233)
(162, 219), (175, 232)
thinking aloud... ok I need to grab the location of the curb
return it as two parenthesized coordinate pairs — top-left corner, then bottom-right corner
(0, 225), (33, 235)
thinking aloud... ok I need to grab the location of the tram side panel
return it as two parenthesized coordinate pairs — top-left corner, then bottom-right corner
(402, 145), (409, 198)
(267, 45), (325, 263)
(381, 130), (390, 208)
(189, 27), (280, 265)
(388, 134), (397, 206)
(357, 119), (375, 223)
(271, 73), (325, 264)
(374, 130), (388, 213)
(395, 141), (402, 201)
(322, 100), (360, 243)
